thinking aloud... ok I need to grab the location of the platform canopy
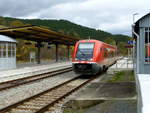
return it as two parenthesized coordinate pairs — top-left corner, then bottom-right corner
(0, 25), (80, 45)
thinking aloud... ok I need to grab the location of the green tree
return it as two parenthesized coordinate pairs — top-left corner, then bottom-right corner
(58, 29), (65, 34)
(16, 39), (36, 61)
(104, 37), (116, 46)
(67, 29), (80, 37)
(0, 18), (7, 26)
(117, 42), (127, 55)
(10, 20), (24, 27)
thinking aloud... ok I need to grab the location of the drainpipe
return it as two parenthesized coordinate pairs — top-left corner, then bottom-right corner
(132, 25), (142, 113)
(132, 28), (139, 39)
(132, 24), (139, 71)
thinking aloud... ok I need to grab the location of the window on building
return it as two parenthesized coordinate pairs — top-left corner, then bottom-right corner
(8, 43), (11, 57)
(12, 44), (16, 57)
(11, 43), (16, 57)
(145, 27), (150, 62)
(0, 43), (2, 58)
(3, 43), (6, 58)
(0, 42), (16, 58)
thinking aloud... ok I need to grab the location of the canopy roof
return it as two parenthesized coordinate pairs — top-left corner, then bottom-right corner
(0, 25), (80, 45)
(0, 35), (17, 43)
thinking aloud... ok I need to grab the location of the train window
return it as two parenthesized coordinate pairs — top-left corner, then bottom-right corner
(109, 51), (112, 58)
(76, 42), (94, 61)
(104, 48), (108, 58)
(110, 51), (114, 58)
(78, 43), (94, 49)
(99, 48), (101, 51)
(112, 51), (114, 56)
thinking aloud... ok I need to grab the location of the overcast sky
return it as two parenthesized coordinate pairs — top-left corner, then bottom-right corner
(0, 0), (149, 36)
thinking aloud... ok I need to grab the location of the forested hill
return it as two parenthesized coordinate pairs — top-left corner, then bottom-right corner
(0, 16), (130, 43)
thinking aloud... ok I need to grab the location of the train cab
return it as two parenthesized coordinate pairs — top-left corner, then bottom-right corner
(72, 39), (117, 75)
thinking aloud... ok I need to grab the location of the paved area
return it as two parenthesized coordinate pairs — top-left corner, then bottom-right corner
(17, 60), (69, 68)
(74, 82), (136, 99)
(137, 74), (150, 113)
(110, 57), (133, 70)
(63, 82), (137, 112)
(0, 61), (71, 83)
(63, 80), (137, 113)
(63, 100), (137, 113)
(84, 100), (137, 113)
(62, 59), (137, 113)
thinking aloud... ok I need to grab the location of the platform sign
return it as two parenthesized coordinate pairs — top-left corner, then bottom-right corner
(30, 52), (36, 62)
(30, 52), (35, 59)
(125, 45), (133, 48)
(127, 41), (133, 45)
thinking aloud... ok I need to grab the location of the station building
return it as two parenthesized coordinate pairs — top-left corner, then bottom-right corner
(0, 35), (17, 70)
(133, 13), (150, 113)
(134, 13), (150, 74)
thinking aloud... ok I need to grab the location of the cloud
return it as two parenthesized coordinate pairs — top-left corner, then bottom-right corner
(36, 0), (150, 35)
(0, 0), (83, 17)
(0, 0), (149, 35)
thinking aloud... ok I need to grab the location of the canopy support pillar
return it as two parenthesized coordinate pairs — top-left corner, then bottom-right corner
(67, 45), (70, 61)
(55, 43), (58, 62)
(36, 42), (41, 64)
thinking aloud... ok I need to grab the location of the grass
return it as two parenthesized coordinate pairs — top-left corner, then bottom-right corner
(108, 70), (135, 82)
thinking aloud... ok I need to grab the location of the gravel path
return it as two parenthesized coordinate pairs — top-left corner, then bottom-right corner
(0, 71), (78, 109)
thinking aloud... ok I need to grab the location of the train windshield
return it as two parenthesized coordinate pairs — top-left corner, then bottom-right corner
(76, 43), (94, 61)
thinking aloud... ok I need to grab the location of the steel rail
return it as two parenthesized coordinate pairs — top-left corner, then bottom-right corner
(0, 67), (72, 91)
(0, 74), (102, 113)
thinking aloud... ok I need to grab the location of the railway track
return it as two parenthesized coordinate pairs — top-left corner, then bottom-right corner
(0, 74), (101, 113)
(0, 67), (72, 91)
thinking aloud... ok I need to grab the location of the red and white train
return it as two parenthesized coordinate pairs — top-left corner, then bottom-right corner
(72, 39), (117, 75)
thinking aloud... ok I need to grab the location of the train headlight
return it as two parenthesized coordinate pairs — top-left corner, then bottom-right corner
(75, 58), (78, 60)
(90, 58), (93, 61)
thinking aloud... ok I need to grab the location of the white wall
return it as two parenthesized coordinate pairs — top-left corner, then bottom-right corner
(0, 58), (16, 70)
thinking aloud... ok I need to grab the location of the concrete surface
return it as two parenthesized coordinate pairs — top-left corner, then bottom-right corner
(62, 59), (137, 113)
(137, 74), (150, 113)
(0, 61), (71, 83)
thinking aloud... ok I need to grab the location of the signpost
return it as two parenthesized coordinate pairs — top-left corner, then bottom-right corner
(30, 51), (36, 63)
(126, 40), (134, 68)
(127, 40), (134, 45)
(125, 45), (133, 48)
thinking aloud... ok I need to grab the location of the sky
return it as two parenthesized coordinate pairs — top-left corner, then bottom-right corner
(0, 0), (149, 36)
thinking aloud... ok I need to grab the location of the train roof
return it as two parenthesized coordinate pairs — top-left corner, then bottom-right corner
(77, 39), (116, 49)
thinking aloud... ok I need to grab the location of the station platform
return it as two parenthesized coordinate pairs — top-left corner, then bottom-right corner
(0, 61), (71, 83)
(136, 74), (150, 113)
(110, 57), (133, 71)
(62, 59), (137, 113)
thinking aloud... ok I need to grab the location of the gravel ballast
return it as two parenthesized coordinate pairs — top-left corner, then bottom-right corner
(0, 71), (78, 109)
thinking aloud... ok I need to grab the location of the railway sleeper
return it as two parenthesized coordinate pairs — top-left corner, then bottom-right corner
(31, 100), (51, 104)
(11, 107), (37, 112)
(23, 102), (47, 106)
(16, 105), (40, 109)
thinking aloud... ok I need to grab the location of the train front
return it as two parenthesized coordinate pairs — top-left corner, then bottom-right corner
(72, 40), (100, 75)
